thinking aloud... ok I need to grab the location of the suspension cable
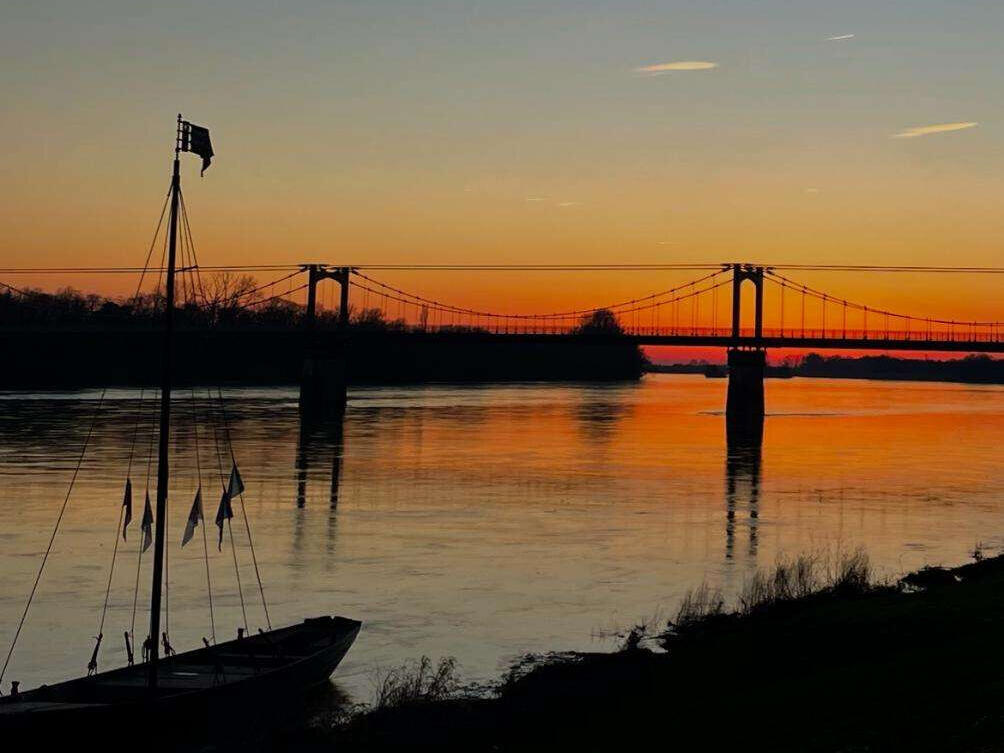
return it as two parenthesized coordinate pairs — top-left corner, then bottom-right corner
(764, 270), (1003, 328)
(346, 272), (730, 330)
(238, 282), (310, 309)
(350, 268), (728, 321)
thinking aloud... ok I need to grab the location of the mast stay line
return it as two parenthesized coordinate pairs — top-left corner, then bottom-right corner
(146, 115), (184, 688)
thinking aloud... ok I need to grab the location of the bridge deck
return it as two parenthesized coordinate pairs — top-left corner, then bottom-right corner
(324, 330), (1004, 353)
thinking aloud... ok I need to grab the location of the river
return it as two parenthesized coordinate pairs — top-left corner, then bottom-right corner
(0, 375), (1001, 699)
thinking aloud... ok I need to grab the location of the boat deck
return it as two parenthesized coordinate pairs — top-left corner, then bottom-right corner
(0, 615), (361, 723)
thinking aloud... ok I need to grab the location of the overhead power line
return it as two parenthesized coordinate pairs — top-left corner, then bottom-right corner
(3, 263), (1004, 274)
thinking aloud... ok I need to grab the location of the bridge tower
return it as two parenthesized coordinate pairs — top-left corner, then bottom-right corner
(726, 264), (765, 441)
(300, 265), (352, 417)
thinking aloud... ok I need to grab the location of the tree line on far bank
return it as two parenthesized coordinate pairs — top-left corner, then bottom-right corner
(0, 274), (626, 336)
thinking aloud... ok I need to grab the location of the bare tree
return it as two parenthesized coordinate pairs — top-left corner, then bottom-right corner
(203, 272), (259, 320)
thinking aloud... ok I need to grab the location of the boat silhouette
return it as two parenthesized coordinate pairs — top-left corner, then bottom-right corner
(0, 116), (360, 740)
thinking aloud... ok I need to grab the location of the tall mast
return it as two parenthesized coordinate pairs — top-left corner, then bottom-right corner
(148, 114), (182, 688)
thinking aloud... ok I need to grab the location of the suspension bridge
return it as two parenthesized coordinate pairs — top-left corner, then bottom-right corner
(290, 263), (1004, 349)
(2, 260), (1001, 435)
(283, 262), (1004, 434)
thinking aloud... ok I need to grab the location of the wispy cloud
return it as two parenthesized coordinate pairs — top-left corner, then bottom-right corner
(827, 34), (855, 41)
(556, 201), (580, 208)
(892, 122), (978, 139)
(635, 61), (718, 74)
(524, 196), (547, 202)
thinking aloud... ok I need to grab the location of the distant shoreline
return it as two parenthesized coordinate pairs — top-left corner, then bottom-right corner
(0, 328), (647, 388)
(647, 353), (1004, 385)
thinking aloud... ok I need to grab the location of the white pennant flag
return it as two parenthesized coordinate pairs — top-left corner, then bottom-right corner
(227, 463), (245, 499)
(140, 491), (154, 553)
(181, 488), (203, 548)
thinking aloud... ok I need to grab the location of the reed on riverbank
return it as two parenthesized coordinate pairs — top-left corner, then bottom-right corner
(275, 548), (1004, 752)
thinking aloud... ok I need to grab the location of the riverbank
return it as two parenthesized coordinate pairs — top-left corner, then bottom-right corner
(280, 551), (1004, 752)
(649, 353), (1004, 385)
(0, 328), (645, 387)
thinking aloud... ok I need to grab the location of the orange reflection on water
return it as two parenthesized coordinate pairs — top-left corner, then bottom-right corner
(0, 377), (1002, 697)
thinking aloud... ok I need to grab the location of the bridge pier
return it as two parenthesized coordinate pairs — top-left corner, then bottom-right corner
(300, 341), (349, 417)
(299, 265), (351, 419)
(725, 348), (765, 442)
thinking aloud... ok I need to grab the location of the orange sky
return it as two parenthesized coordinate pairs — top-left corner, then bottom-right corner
(2, 2), (1002, 328)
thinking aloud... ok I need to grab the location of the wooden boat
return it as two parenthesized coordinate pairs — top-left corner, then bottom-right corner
(0, 116), (360, 739)
(0, 616), (360, 736)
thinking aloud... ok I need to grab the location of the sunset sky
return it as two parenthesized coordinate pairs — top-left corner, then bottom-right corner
(2, 0), (1002, 323)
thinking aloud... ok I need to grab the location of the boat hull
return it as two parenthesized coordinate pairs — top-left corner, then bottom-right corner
(0, 615), (360, 744)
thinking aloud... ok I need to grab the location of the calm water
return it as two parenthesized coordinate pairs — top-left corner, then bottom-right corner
(0, 375), (1001, 698)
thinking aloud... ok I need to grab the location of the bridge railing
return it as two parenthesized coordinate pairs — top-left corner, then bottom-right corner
(405, 323), (1003, 343)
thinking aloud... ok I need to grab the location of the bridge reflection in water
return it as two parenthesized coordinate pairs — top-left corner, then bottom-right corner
(295, 395), (767, 565)
(294, 416), (344, 509)
(725, 429), (762, 561)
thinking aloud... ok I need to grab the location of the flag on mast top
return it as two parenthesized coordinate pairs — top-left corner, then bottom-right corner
(180, 118), (214, 175)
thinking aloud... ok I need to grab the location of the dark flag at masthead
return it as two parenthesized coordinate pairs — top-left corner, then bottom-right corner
(181, 120), (214, 175)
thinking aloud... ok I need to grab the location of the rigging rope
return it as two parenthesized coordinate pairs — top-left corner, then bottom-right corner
(130, 393), (159, 645)
(130, 187), (172, 306)
(216, 388), (271, 630)
(190, 389), (216, 644)
(0, 389), (107, 691)
(94, 388), (145, 669)
(208, 389), (248, 634)
(178, 189), (208, 307)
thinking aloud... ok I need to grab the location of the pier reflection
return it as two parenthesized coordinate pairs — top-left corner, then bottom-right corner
(724, 428), (762, 560)
(294, 416), (345, 509)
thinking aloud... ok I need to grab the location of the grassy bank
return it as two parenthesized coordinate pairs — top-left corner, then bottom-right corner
(274, 550), (1004, 752)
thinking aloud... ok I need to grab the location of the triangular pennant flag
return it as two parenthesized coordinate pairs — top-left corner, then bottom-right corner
(215, 490), (233, 551)
(141, 491), (154, 553)
(122, 478), (133, 541)
(227, 464), (245, 500)
(181, 488), (203, 548)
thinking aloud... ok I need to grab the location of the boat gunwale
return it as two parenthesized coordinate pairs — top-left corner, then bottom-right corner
(0, 615), (361, 712)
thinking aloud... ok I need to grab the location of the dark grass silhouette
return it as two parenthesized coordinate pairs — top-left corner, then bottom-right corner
(276, 550), (1004, 752)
